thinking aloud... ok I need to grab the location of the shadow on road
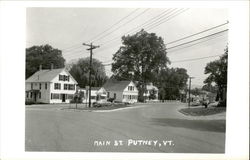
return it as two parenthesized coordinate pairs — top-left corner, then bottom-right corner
(150, 118), (226, 133)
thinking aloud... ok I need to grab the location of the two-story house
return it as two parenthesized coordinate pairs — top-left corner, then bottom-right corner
(25, 67), (78, 104)
(103, 80), (138, 103)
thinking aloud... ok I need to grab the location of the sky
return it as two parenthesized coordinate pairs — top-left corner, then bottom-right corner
(26, 8), (228, 87)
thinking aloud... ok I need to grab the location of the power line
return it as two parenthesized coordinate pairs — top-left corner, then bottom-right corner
(98, 8), (178, 47)
(166, 29), (228, 50)
(166, 21), (229, 45)
(147, 8), (189, 31)
(93, 9), (186, 55)
(86, 8), (139, 43)
(171, 54), (222, 63)
(61, 9), (140, 51)
(64, 9), (186, 56)
(167, 31), (227, 53)
(102, 54), (223, 66)
(93, 8), (150, 43)
(61, 9), (140, 52)
(145, 8), (186, 31)
(64, 26), (227, 62)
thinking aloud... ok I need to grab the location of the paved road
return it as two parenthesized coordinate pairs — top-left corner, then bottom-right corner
(25, 102), (225, 153)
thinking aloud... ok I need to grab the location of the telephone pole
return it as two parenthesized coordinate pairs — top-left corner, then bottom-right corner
(188, 76), (195, 108)
(82, 43), (100, 107)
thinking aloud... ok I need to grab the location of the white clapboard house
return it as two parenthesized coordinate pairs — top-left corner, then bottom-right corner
(25, 66), (78, 103)
(103, 80), (138, 103)
(144, 82), (159, 101)
(78, 86), (107, 103)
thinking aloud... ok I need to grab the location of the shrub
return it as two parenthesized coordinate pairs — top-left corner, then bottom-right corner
(217, 100), (226, 107)
(25, 101), (35, 105)
(70, 95), (82, 103)
(107, 98), (115, 102)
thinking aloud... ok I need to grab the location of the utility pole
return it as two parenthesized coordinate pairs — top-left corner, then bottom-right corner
(188, 77), (194, 108)
(82, 43), (100, 107)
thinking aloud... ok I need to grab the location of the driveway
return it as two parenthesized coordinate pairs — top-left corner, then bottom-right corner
(25, 102), (226, 153)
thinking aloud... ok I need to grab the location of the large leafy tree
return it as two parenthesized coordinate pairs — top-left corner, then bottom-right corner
(26, 44), (65, 79)
(204, 46), (228, 103)
(69, 57), (108, 88)
(111, 29), (170, 101)
(158, 67), (189, 100)
(202, 83), (218, 94)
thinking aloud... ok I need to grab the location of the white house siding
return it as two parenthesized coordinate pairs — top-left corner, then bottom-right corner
(25, 82), (51, 103)
(106, 81), (138, 103)
(49, 70), (77, 103)
(78, 89), (105, 103)
(122, 83), (138, 103)
(122, 91), (138, 103)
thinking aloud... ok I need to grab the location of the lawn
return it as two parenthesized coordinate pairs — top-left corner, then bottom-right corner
(179, 107), (226, 116)
(61, 103), (135, 111)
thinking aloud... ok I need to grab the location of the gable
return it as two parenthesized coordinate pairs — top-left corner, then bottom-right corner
(51, 69), (78, 84)
(123, 81), (138, 92)
(97, 87), (107, 94)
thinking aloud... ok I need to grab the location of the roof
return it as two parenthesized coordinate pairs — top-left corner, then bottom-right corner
(79, 87), (102, 91)
(26, 68), (77, 84)
(146, 84), (158, 91)
(145, 82), (158, 91)
(103, 80), (133, 92)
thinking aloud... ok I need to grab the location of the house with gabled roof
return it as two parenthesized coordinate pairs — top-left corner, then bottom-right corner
(78, 86), (107, 103)
(25, 65), (78, 103)
(103, 80), (138, 103)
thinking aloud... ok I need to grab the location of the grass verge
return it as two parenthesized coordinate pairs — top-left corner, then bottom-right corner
(179, 107), (226, 116)
(61, 103), (134, 111)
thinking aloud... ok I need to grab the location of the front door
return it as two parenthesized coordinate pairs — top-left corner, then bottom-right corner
(62, 94), (66, 102)
(34, 93), (37, 102)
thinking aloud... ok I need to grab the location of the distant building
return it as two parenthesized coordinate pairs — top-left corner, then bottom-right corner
(103, 80), (138, 103)
(25, 66), (78, 104)
(144, 82), (159, 101)
(78, 86), (107, 103)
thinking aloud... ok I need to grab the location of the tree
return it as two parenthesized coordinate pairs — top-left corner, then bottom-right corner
(204, 46), (228, 105)
(158, 67), (189, 100)
(69, 57), (108, 88)
(111, 29), (170, 101)
(190, 87), (202, 96)
(26, 44), (65, 79)
(202, 83), (218, 93)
